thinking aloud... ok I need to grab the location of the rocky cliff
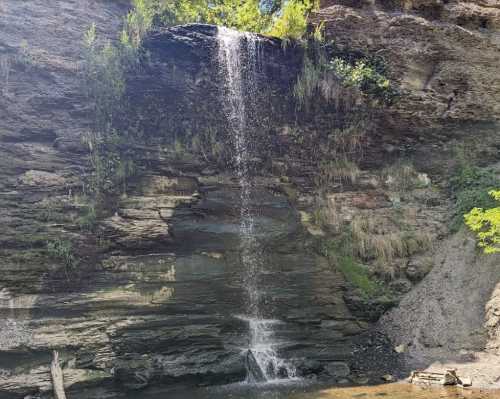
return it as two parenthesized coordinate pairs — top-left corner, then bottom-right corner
(310, 0), (500, 386)
(315, 0), (500, 136)
(0, 5), (377, 398)
(0, 0), (499, 397)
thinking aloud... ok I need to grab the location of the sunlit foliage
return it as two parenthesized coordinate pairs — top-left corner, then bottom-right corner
(465, 190), (500, 254)
(450, 163), (499, 232)
(123, 0), (317, 41)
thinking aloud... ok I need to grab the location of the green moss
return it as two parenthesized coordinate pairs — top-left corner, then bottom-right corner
(337, 254), (387, 299)
(321, 238), (391, 299)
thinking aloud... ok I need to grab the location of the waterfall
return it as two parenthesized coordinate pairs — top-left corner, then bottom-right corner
(216, 27), (295, 383)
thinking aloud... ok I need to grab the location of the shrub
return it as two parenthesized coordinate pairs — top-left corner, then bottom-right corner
(46, 239), (78, 271)
(330, 58), (395, 103)
(294, 46), (397, 109)
(450, 164), (499, 231)
(351, 215), (433, 267)
(464, 190), (500, 254)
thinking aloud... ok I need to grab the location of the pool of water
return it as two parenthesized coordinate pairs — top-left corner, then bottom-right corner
(123, 382), (500, 399)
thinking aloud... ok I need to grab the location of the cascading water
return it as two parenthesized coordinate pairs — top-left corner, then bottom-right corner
(216, 26), (296, 384)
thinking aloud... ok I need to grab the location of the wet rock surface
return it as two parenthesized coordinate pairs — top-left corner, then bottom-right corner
(0, 174), (368, 397)
(0, 0), (499, 397)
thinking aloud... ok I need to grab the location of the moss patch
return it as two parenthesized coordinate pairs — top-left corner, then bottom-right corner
(321, 238), (392, 300)
(337, 254), (388, 299)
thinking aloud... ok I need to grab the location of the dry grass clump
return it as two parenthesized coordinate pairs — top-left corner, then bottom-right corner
(311, 195), (341, 231)
(351, 215), (434, 265)
(293, 55), (360, 111)
(382, 160), (420, 192)
(315, 158), (361, 188)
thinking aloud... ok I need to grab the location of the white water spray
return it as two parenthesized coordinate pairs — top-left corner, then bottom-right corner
(217, 26), (295, 383)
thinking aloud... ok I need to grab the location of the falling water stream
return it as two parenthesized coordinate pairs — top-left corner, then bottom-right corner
(216, 27), (295, 383)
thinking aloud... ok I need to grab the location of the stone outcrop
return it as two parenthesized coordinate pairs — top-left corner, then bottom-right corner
(313, 0), (500, 137)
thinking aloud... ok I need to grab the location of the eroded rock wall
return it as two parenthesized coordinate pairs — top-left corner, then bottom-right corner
(0, 10), (373, 398)
(0, 0), (499, 396)
(314, 0), (500, 137)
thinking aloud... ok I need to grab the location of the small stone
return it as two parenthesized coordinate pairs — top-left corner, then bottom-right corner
(417, 173), (431, 187)
(459, 377), (472, 387)
(353, 377), (370, 384)
(324, 362), (350, 378)
(381, 374), (395, 382)
(276, 366), (288, 379)
(395, 344), (406, 353)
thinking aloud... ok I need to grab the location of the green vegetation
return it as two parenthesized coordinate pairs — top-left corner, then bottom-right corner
(314, 158), (360, 188)
(329, 58), (394, 103)
(82, 21), (141, 205)
(267, 0), (311, 40)
(0, 56), (10, 96)
(321, 238), (390, 299)
(294, 42), (397, 108)
(464, 190), (500, 254)
(77, 203), (98, 232)
(39, 198), (70, 224)
(450, 163), (499, 232)
(337, 254), (387, 299)
(46, 238), (78, 276)
(17, 39), (35, 68)
(124, 0), (317, 40)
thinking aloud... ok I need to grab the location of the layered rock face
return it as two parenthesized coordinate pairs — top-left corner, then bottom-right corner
(314, 0), (500, 137)
(0, 8), (372, 398)
(0, 0), (499, 396)
(312, 0), (500, 385)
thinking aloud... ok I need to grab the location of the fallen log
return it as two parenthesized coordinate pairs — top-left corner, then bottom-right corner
(50, 351), (67, 399)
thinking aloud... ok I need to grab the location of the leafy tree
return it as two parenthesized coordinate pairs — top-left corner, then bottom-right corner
(465, 190), (500, 254)
(267, 0), (310, 39)
(124, 0), (317, 40)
